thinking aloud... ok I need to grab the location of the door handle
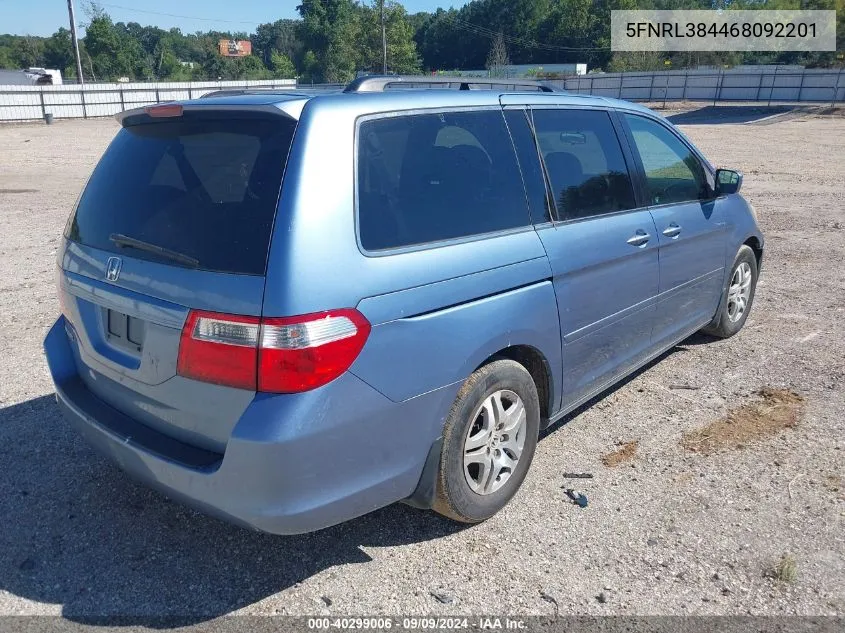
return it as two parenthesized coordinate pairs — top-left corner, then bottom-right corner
(663, 223), (682, 238)
(626, 230), (651, 247)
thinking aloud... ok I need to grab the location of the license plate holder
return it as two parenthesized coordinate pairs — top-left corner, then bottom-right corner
(106, 309), (145, 352)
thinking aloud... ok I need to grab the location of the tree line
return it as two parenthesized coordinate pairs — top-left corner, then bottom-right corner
(1, 0), (842, 84)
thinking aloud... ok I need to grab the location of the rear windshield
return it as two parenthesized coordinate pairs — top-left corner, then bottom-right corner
(65, 112), (296, 275)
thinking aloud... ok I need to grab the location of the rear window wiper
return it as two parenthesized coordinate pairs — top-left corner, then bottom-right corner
(109, 233), (199, 268)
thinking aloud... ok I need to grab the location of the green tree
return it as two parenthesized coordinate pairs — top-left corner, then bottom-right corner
(0, 35), (48, 70)
(42, 28), (75, 77)
(0, 48), (14, 69)
(297, 0), (361, 82)
(300, 49), (321, 82)
(358, 1), (421, 74)
(84, 14), (147, 79)
(235, 54), (273, 79)
(20, 36), (46, 67)
(270, 50), (297, 78)
(537, 0), (598, 65)
(253, 19), (304, 70)
(2, 0), (841, 84)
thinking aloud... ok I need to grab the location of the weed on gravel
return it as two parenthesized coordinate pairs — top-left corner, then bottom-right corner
(767, 554), (799, 584)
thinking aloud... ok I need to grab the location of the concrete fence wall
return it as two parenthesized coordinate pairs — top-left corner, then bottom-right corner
(548, 68), (845, 104)
(0, 79), (297, 122)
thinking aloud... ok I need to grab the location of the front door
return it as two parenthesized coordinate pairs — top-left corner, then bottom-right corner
(621, 114), (727, 348)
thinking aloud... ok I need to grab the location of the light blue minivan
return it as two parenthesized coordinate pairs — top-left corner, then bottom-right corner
(44, 77), (763, 533)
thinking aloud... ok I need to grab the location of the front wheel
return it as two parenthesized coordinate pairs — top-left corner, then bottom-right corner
(432, 359), (540, 523)
(703, 244), (758, 338)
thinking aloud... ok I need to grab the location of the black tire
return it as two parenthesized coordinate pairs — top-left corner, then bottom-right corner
(432, 359), (540, 523)
(703, 244), (758, 338)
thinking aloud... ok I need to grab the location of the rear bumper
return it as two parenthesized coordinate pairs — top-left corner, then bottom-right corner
(44, 317), (454, 534)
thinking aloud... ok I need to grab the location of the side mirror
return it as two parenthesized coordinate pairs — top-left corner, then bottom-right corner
(715, 168), (743, 195)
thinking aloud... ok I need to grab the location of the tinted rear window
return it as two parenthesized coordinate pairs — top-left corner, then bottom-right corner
(66, 113), (295, 275)
(357, 110), (529, 250)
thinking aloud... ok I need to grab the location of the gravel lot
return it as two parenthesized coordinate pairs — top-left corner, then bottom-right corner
(0, 110), (843, 619)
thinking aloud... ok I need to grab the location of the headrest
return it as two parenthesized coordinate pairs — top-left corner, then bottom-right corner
(544, 152), (584, 184)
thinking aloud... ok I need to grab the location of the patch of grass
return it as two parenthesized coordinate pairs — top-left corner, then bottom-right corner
(601, 440), (638, 467)
(680, 387), (804, 455)
(824, 475), (842, 493)
(767, 554), (798, 583)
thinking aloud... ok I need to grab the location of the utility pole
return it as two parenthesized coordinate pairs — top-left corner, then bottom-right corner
(380, 0), (387, 74)
(67, 0), (85, 85)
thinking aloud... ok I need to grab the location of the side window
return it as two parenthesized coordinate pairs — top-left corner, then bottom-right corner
(503, 109), (551, 224)
(357, 110), (529, 250)
(531, 108), (636, 221)
(623, 114), (710, 206)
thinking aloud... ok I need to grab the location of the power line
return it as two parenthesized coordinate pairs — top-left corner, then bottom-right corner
(442, 15), (611, 52)
(97, 2), (261, 26)
(446, 15), (610, 51)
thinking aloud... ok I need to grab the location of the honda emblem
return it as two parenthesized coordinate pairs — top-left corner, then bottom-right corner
(105, 257), (122, 282)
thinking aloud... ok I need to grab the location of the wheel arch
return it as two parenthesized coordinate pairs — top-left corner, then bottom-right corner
(475, 344), (554, 423)
(743, 235), (763, 269)
(403, 343), (557, 510)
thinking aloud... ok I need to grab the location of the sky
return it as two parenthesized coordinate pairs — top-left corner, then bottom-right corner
(0, 0), (465, 37)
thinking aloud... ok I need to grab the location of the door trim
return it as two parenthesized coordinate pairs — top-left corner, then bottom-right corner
(545, 316), (711, 427)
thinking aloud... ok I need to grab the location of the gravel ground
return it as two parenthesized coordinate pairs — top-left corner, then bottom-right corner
(0, 111), (843, 620)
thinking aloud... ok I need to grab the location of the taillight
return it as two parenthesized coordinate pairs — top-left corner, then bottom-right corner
(176, 308), (370, 393)
(177, 311), (260, 390)
(258, 309), (371, 393)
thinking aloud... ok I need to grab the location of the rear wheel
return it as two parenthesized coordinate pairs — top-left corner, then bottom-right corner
(433, 360), (540, 523)
(703, 244), (758, 338)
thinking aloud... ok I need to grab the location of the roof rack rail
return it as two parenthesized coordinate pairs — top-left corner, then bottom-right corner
(200, 89), (252, 98)
(199, 88), (305, 99)
(343, 75), (557, 93)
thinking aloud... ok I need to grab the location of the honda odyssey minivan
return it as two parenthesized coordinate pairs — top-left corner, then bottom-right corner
(44, 76), (763, 533)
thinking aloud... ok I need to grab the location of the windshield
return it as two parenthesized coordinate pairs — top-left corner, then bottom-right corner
(65, 112), (296, 275)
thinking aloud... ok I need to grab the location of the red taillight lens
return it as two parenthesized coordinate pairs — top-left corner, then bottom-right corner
(176, 308), (370, 393)
(177, 310), (260, 390)
(258, 309), (371, 393)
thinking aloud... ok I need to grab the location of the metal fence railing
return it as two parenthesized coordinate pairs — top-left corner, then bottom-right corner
(0, 78), (297, 122)
(1, 69), (843, 122)
(546, 68), (845, 107)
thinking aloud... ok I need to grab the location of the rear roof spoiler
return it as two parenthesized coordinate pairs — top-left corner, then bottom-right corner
(114, 102), (300, 126)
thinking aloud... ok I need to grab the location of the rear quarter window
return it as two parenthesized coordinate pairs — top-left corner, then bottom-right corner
(66, 113), (296, 275)
(357, 109), (530, 251)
